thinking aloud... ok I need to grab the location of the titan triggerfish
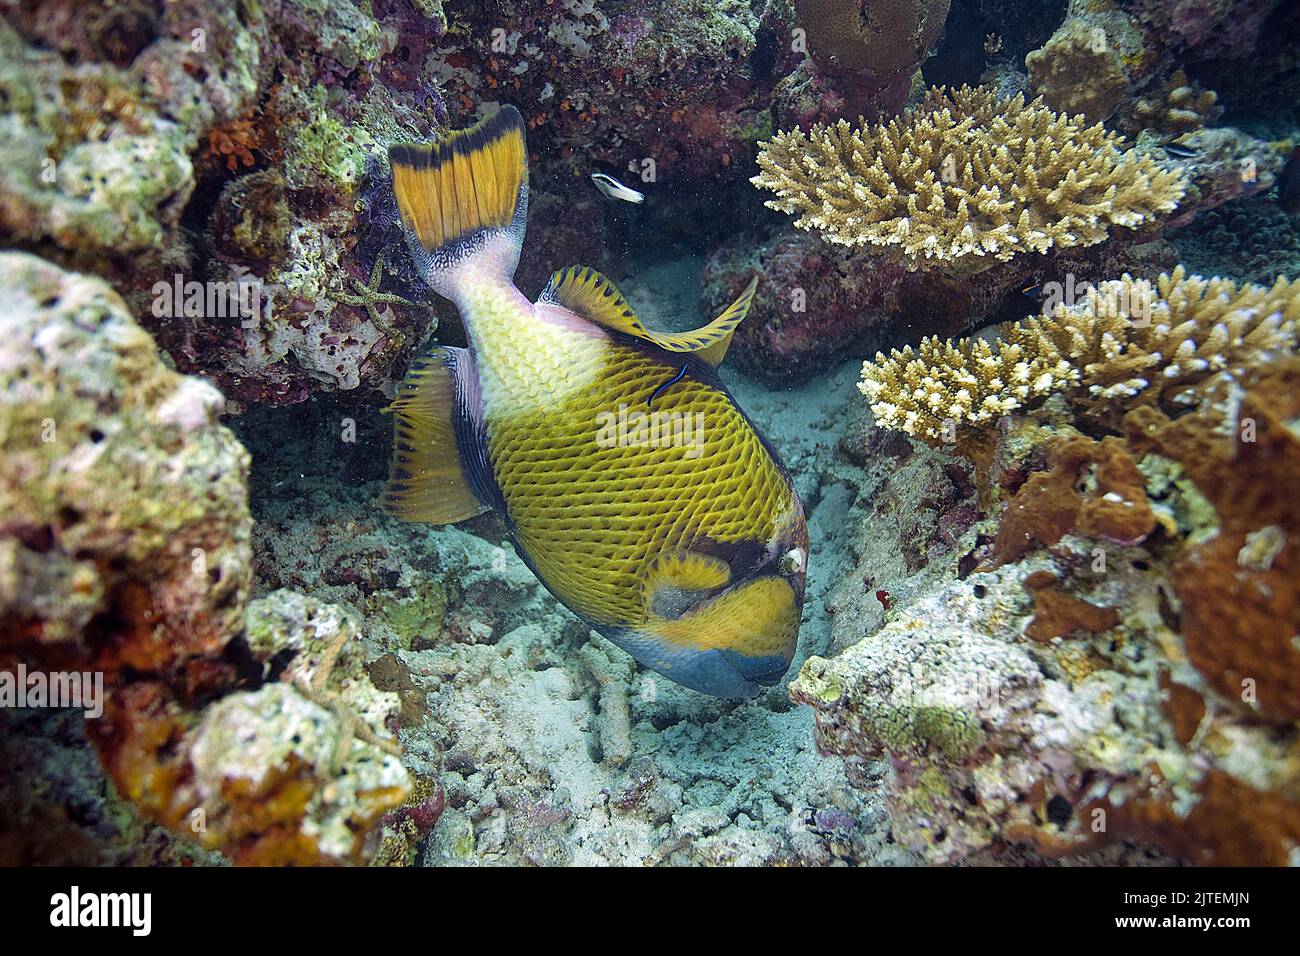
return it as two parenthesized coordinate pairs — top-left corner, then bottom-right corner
(382, 105), (807, 698)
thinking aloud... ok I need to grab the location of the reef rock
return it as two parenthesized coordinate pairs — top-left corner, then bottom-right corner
(796, 341), (1300, 865)
(0, 2), (265, 271)
(0, 250), (251, 668)
(0, 251), (409, 864)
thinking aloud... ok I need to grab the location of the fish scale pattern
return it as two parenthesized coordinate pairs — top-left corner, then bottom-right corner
(484, 339), (795, 627)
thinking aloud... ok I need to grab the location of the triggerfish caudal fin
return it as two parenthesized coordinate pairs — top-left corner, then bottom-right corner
(388, 105), (528, 298)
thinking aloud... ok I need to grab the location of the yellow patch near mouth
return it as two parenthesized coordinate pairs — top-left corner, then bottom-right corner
(647, 576), (799, 657)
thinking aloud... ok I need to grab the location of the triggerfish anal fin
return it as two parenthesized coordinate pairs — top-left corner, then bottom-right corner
(381, 347), (489, 525)
(388, 106), (528, 294)
(539, 268), (760, 368)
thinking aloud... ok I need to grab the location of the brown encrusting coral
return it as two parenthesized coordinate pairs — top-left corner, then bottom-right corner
(987, 435), (1156, 566)
(753, 86), (1186, 274)
(1125, 359), (1300, 724)
(1022, 570), (1120, 642)
(793, 0), (951, 78)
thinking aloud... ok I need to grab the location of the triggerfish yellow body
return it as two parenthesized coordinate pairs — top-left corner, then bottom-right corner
(382, 106), (808, 698)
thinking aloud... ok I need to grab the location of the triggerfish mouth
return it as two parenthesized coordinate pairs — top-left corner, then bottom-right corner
(382, 106), (808, 698)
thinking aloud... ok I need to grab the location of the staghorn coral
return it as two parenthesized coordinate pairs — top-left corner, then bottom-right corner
(859, 267), (1300, 452)
(753, 86), (1186, 275)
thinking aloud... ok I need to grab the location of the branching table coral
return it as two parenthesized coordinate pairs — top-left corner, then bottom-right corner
(753, 86), (1186, 274)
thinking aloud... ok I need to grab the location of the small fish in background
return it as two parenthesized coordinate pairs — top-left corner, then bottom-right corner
(1161, 141), (1200, 161)
(1012, 280), (1079, 321)
(1018, 283), (1051, 315)
(384, 106), (807, 699)
(1278, 148), (1300, 219)
(591, 172), (645, 204)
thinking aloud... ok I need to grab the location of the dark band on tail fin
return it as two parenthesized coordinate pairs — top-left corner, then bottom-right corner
(389, 105), (527, 254)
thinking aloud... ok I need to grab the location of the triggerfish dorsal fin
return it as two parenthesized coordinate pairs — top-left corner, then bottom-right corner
(389, 106), (528, 290)
(539, 265), (652, 338)
(684, 275), (759, 367)
(540, 268), (760, 367)
(381, 347), (488, 525)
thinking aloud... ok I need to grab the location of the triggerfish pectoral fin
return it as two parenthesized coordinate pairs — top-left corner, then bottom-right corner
(620, 557), (801, 698)
(642, 550), (731, 618)
(381, 346), (490, 525)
